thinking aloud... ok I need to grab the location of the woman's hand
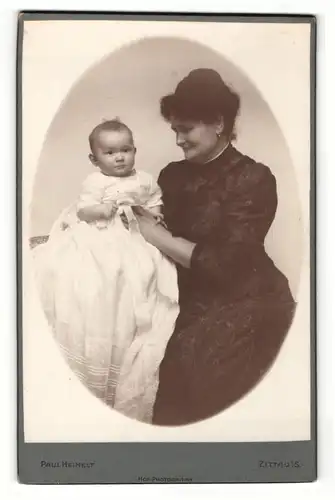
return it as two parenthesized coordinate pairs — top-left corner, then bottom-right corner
(133, 206), (167, 227)
(119, 206), (157, 231)
(133, 205), (196, 268)
(133, 207), (170, 245)
(132, 206), (158, 222)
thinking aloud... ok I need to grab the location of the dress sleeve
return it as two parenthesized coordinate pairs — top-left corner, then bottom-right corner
(190, 163), (278, 285)
(76, 174), (105, 211)
(157, 163), (178, 222)
(142, 175), (163, 209)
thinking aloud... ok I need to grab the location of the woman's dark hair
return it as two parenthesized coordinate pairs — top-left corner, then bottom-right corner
(160, 69), (240, 140)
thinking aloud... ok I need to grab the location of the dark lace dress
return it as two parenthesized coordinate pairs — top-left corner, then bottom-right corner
(152, 144), (296, 426)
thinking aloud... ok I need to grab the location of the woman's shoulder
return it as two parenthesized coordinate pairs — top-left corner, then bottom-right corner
(160, 159), (185, 173)
(157, 159), (187, 185)
(226, 147), (276, 191)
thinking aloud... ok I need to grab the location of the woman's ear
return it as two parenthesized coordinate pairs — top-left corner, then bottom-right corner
(89, 153), (98, 166)
(215, 116), (225, 137)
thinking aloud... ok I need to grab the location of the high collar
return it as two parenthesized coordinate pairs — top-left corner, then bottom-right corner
(185, 143), (236, 169)
(204, 141), (230, 164)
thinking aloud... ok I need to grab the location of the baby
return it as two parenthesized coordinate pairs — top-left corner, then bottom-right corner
(32, 119), (179, 423)
(76, 119), (164, 229)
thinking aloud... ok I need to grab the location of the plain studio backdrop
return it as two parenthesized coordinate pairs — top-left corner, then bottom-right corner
(30, 36), (303, 299)
(23, 21), (311, 442)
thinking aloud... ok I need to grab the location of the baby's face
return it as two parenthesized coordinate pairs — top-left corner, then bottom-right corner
(92, 129), (136, 177)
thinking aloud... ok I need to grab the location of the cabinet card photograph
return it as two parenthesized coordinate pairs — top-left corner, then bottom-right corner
(18, 12), (316, 484)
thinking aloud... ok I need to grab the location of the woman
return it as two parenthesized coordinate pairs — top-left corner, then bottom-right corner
(135, 68), (296, 426)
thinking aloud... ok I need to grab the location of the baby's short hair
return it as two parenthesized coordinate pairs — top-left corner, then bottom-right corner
(89, 118), (133, 153)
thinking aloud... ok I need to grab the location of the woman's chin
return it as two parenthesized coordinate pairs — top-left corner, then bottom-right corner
(183, 149), (199, 162)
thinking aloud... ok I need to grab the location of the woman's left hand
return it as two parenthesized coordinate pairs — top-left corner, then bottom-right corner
(132, 206), (157, 222)
(133, 206), (170, 245)
(133, 206), (195, 267)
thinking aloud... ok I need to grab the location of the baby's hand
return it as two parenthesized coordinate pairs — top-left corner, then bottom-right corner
(96, 220), (109, 230)
(102, 202), (117, 219)
(95, 203), (117, 229)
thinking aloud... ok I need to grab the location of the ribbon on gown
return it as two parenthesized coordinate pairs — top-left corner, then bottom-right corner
(114, 202), (155, 333)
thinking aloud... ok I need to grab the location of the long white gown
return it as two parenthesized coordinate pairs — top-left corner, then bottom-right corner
(32, 170), (179, 423)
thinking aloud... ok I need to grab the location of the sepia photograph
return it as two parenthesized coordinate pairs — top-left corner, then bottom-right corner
(18, 13), (315, 483)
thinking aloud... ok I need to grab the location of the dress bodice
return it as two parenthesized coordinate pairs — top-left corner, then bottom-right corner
(158, 144), (291, 303)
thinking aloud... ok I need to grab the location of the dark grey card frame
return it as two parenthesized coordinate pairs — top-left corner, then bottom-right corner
(17, 11), (317, 484)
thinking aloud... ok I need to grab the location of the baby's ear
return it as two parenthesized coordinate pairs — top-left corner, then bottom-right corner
(89, 153), (98, 166)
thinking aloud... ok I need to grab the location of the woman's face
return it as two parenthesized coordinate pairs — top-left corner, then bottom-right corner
(170, 117), (223, 163)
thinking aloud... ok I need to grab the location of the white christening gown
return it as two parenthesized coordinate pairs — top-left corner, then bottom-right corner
(32, 170), (179, 423)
